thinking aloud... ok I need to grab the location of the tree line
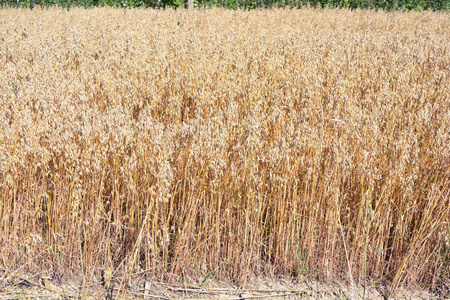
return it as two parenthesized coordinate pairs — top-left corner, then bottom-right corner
(0, 0), (449, 12)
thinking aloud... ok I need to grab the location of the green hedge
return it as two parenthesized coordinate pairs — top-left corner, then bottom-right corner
(0, 0), (449, 12)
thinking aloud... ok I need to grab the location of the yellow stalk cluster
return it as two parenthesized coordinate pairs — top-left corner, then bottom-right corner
(0, 7), (449, 290)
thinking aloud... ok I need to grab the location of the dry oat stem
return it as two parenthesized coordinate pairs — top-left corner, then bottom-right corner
(0, 7), (449, 296)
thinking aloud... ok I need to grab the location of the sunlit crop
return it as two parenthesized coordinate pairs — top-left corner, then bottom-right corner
(0, 7), (449, 297)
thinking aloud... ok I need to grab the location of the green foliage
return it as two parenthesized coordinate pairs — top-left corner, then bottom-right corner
(0, 0), (449, 13)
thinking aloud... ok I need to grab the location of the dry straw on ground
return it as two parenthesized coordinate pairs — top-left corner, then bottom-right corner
(0, 7), (449, 298)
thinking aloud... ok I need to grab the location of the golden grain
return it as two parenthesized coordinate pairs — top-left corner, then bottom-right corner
(0, 7), (449, 293)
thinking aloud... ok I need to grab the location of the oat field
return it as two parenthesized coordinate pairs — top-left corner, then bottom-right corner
(0, 7), (449, 296)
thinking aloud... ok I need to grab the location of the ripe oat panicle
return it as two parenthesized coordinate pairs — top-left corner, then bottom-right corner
(0, 7), (449, 295)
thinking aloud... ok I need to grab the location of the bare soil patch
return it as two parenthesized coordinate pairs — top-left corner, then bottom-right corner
(1, 271), (446, 299)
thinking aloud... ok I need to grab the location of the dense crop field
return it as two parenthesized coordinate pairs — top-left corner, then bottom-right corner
(0, 7), (449, 297)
